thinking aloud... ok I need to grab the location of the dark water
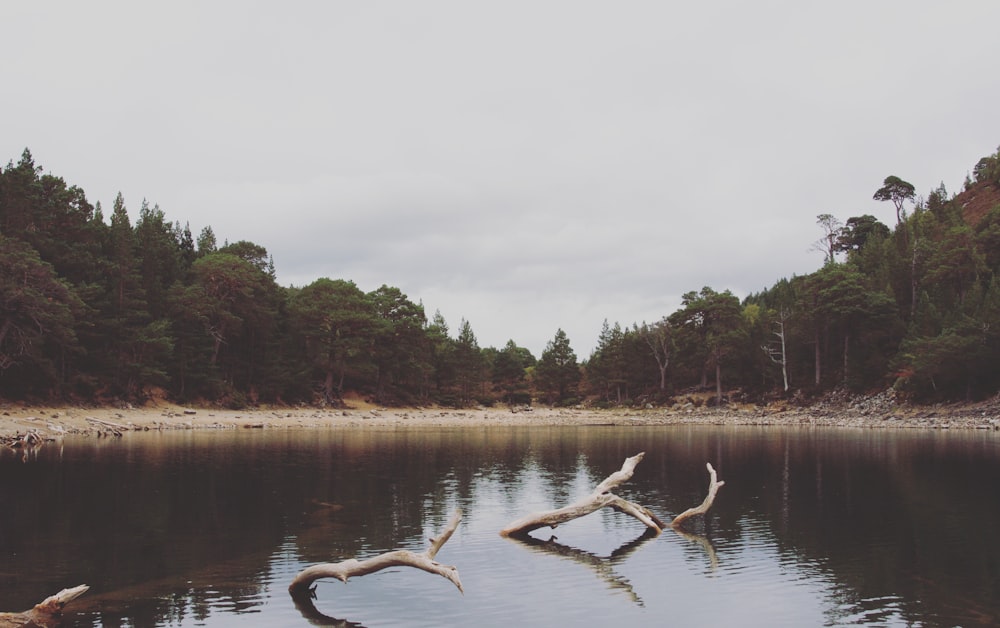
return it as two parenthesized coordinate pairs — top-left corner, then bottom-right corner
(1, 425), (998, 627)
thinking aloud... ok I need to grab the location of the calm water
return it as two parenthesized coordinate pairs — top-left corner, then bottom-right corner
(1, 425), (998, 627)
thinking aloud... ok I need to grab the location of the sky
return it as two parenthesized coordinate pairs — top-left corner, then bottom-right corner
(4, 1), (1000, 358)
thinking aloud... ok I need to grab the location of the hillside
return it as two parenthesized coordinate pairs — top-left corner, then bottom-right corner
(958, 178), (1000, 226)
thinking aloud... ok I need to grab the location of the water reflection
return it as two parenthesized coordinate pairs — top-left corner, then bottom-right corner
(504, 527), (659, 606)
(0, 426), (997, 626)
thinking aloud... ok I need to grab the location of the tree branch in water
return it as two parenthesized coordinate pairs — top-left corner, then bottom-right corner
(670, 463), (725, 529)
(289, 509), (464, 596)
(500, 452), (667, 537)
(0, 584), (89, 628)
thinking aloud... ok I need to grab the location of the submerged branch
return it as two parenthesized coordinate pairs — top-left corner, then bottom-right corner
(500, 453), (666, 537)
(0, 584), (89, 628)
(289, 509), (464, 596)
(670, 463), (725, 529)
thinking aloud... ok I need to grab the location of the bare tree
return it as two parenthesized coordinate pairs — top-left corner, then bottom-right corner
(762, 308), (790, 392)
(640, 319), (672, 391)
(811, 214), (842, 264)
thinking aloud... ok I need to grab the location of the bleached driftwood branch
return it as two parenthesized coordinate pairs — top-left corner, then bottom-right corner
(669, 462), (725, 529)
(288, 509), (464, 596)
(500, 452), (667, 537)
(0, 584), (89, 628)
(500, 454), (725, 538)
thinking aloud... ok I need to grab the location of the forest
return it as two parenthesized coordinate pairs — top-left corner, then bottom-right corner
(2, 146), (1000, 408)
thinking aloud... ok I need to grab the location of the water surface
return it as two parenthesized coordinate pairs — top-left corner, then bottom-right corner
(1, 425), (998, 626)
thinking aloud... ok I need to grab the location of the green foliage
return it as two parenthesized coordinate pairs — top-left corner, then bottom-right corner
(668, 287), (745, 402)
(492, 339), (532, 406)
(972, 146), (1000, 185)
(874, 175), (916, 225)
(4, 145), (1000, 405)
(288, 278), (376, 405)
(535, 329), (580, 405)
(0, 235), (83, 396)
(836, 215), (890, 254)
(368, 285), (429, 405)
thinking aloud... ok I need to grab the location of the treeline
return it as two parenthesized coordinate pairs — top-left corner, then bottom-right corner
(589, 147), (1000, 404)
(2, 147), (1000, 408)
(0, 149), (550, 408)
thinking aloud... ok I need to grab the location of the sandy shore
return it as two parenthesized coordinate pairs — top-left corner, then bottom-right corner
(3, 395), (1000, 441)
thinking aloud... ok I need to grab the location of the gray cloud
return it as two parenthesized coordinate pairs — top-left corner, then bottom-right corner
(4, 1), (1000, 356)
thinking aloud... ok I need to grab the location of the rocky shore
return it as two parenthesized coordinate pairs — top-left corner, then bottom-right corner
(3, 389), (1000, 445)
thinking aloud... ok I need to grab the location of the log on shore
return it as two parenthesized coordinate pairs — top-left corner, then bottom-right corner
(289, 509), (464, 596)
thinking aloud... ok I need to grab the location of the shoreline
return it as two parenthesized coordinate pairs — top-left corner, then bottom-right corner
(3, 396), (1000, 440)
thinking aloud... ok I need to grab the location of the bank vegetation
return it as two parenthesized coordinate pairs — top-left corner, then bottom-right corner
(3, 146), (1000, 410)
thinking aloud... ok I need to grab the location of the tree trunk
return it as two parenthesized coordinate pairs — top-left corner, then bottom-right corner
(323, 368), (335, 404)
(814, 327), (821, 386)
(775, 316), (789, 392)
(715, 362), (722, 405)
(911, 230), (919, 318)
(843, 332), (850, 385)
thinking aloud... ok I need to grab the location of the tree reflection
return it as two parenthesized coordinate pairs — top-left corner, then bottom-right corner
(503, 530), (656, 606)
(291, 588), (365, 627)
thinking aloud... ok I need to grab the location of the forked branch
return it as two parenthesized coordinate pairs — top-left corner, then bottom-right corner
(500, 454), (725, 538)
(289, 509), (464, 596)
(500, 453), (667, 537)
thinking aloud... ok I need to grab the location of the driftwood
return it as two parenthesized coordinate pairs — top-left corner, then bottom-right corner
(500, 452), (667, 537)
(670, 462), (725, 529)
(86, 417), (126, 437)
(0, 585), (89, 628)
(2, 430), (44, 449)
(500, 453), (724, 537)
(289, 509), (464, 596)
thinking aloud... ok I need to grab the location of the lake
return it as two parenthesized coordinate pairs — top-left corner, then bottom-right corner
(1, 425), (998, 627)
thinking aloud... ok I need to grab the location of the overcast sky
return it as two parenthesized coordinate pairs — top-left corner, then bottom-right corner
(4, 2), (1000, 357)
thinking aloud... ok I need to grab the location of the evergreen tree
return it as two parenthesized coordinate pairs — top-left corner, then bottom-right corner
(288, 278), (376, 405)
(425, 310), (456, 401)
(669, 287), (745, 403)
(453, 319), (485, 406)
(135, 200), (183, 319)
(0, 235), (83, 396)
(535, 329), (580, 405)
(492, 339), (532, 406)
(368, 285), (429, 404)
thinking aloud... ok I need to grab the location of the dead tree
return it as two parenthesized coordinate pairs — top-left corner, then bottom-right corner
(289, 509), (464, 596)
(762, 309), (790, 392)
(0, 585), (89, 628)
(500, 453), (724, 537)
